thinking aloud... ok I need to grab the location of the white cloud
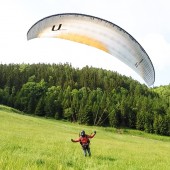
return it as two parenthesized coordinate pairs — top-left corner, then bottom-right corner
(142, 34), (170, 69)
(141, 34), (170, 86)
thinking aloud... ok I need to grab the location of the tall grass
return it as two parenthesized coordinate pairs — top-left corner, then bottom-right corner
(0, 105), (170, 170)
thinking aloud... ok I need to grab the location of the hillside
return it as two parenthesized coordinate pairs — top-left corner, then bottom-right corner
(0, 63), (170, 136)
(154, 84), (170, 96)
(0, 105), (170, 170)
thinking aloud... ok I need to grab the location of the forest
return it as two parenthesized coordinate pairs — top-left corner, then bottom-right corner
(0, 63), (169, 136)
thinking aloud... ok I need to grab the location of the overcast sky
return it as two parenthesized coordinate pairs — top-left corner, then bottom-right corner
(0, 0), (170, 87)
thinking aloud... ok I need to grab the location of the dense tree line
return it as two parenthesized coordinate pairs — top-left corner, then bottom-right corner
(0, 63), (169, 136)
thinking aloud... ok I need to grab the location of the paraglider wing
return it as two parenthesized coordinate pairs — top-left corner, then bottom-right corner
(27, 13), (155, 86)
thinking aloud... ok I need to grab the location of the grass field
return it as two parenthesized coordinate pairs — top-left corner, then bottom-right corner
(0, 105), (170, 170)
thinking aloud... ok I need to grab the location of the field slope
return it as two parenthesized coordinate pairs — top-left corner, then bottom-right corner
(0, 105), (170, 170)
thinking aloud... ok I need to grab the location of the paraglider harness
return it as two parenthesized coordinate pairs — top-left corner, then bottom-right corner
(79, 135), (90, 150)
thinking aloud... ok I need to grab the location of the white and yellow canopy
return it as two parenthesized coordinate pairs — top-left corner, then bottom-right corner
(27, 13), (155, 86)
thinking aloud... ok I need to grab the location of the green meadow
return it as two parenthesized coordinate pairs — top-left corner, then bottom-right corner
(0, 105), (170, 170)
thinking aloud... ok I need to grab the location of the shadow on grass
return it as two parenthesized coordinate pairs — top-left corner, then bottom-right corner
(96, 155), (116, 162)
(36, 159), (45, 166)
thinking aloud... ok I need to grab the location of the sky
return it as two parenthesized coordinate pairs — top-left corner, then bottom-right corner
(0, 0), (170, 87)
